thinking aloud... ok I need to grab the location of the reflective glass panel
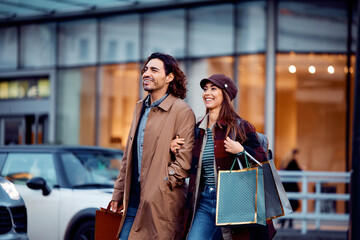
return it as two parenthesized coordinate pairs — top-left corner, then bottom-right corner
(352, 5), (358, 53)
(20, 24), (55, 68)
(58, 20), (97, 66)
(56, 67), (96, 145)
(101, 15), (140, 63)
(0, 27), (17, 70)
(0, 77), (49, 100)
(278, 1), (348, 52)
(187, 56), (234, 118)
(237, 54), (265, 132)
(237, 1), (266, 53)
(143, 9), (185, 58)
(276, 53), (347, 172)
(99, 63), (140, 149)
(189, 5), (234, 57)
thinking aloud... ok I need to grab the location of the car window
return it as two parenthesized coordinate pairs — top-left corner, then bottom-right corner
(1, 153), (58, 188)
(60, 152), (122, 188)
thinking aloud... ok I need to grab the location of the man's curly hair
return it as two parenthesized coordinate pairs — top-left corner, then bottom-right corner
(142, 52), (187, 99)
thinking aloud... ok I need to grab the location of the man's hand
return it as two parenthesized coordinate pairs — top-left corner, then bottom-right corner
(110, 200), (121, 213)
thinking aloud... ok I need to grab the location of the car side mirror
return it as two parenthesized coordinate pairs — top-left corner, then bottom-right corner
(26, 177), (51, 196)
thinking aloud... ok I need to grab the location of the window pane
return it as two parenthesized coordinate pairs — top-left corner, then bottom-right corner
(56, 67), (96, 145)
(0, 27), (17, 70)
(101, 15), (140, 63)
(99, 63), (140, 149)
(237, 54), (265, 132)
(189, 5), (234, 57)
(276, 53), (347, 172)
(187, 56), (234, 118)
(143, 10), (185, 58)
(237, 1), (266, 53)
(59, 20), (97, 66)
(2, 153), (57, 187)
(20, 24), (55, 68)
(352, 6), (358, 53)
(278, 1), (348, 52)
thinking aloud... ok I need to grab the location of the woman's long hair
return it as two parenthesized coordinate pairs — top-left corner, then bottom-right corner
(142, 52), (187, 99)
(207, 89), (252, 143)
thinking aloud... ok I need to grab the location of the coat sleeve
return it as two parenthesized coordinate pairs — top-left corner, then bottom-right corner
(167, 103), (196, 189)
(241, 120), (267, 163)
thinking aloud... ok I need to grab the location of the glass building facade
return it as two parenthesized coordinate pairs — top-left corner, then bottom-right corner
(0, 0), (357, 178)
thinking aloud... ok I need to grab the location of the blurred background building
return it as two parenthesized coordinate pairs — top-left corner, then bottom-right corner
(0, 0), (357, 176)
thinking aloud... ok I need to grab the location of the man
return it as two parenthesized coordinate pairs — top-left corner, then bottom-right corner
(110, 52), (195, 239)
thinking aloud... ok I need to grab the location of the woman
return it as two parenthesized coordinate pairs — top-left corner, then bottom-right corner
(171, 74), (276, 240)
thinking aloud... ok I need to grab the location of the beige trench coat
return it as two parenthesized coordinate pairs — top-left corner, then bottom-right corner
(112, 94), (195, 240)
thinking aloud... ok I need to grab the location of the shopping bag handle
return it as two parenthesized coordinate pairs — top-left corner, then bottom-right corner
(244, 151), (262, 166)
(230, 151), (262, 172)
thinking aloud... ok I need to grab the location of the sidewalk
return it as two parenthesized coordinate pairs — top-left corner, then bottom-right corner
(274, 229), (348, 240)
(273, 220), (348, 240)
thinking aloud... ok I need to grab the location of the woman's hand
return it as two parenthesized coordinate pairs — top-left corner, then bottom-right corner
(224, 137), (244, 154)
(170, 135), (185, 154)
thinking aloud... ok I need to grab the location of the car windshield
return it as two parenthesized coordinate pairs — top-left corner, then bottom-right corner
(60, 151), (122, 188)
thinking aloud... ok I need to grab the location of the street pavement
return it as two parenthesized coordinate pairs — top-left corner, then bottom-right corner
(273, 220), (348, 240)
(274, 229), (348, 240)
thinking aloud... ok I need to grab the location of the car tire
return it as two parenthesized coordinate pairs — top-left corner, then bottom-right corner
(72, 219), (95, 240)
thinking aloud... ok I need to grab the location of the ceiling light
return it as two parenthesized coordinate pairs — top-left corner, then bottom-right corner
(327, 66), (335, 74)
(308, 66), (316, 74)
(289, 65), (296, 73)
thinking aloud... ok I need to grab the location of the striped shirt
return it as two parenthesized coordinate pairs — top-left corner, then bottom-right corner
(202, 128), (216, 186)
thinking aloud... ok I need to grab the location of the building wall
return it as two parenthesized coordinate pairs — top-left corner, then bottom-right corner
(0, 0), (356, 179)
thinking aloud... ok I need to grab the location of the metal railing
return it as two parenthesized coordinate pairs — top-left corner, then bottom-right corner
(276, 170), (351, 234)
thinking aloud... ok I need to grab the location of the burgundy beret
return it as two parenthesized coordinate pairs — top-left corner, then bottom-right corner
(200, 74), (238, 101)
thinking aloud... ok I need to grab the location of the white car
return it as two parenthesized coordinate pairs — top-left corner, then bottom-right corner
(0, 145), (123, 240)
(0, 177), (28, 240)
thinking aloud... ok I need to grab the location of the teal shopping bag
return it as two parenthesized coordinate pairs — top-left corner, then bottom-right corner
(216, 153), (266, 226)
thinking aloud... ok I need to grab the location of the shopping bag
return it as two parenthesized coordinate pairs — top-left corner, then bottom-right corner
(95, 203), (122, 240)
(216, 152), (266, 226)
(246, 153), (293, 219)
(261, 161), (285, 219)
(268, 160), (293, 215)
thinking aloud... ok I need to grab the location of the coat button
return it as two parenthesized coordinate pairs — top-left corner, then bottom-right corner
(164, 177), (168, 181)
(169, 170), (175, 175)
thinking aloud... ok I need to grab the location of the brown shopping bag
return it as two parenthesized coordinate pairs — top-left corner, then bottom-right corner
(95, 203), (122, 240)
